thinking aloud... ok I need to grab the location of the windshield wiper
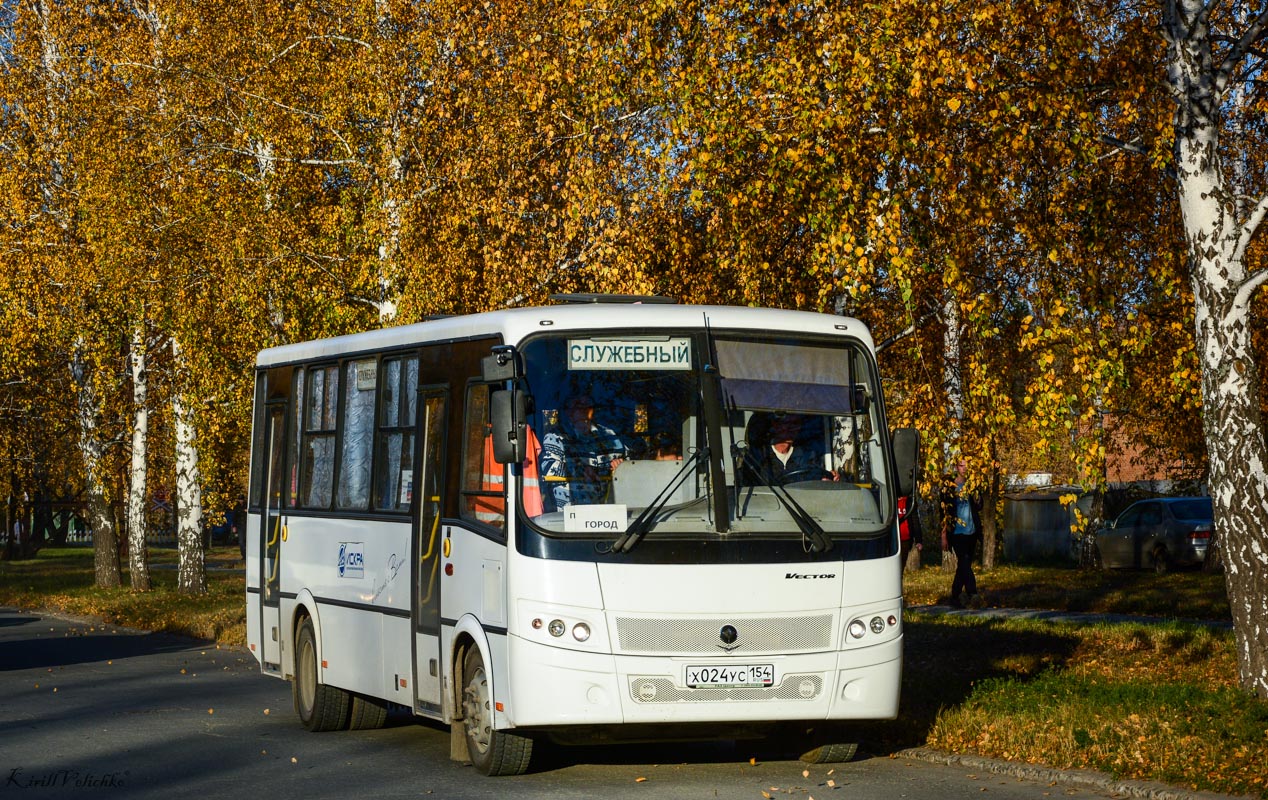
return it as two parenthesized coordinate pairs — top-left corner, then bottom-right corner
(611, 448), (708, 554)
(732, 444), (833, 554)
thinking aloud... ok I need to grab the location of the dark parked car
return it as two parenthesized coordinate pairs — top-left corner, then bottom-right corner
(1093, 496), (1213, 573)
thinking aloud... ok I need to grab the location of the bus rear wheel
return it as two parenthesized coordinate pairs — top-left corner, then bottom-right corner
(348, 694), (389, 730)
(461, 647), (532, 776)
(293, 616), (351, 732)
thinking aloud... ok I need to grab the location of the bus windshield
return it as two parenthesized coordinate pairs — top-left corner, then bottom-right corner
(519, 332), (891, 540)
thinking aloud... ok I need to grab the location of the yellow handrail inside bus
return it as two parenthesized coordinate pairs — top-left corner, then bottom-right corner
(266, 509), (281, 584)
(266, 493), (281, 547)
(419, 497), (441, 561)
(418, 497), (441, 605)
(419, 558), (440, 609)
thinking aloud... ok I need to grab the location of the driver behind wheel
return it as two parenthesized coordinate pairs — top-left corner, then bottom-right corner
(745, 412), (837, 484)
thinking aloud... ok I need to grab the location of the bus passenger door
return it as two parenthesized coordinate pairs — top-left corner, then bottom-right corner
(412, 391), (447, 714)
(259, 405), (287, 672)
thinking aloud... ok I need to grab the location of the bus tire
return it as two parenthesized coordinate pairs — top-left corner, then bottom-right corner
(461, 647), (532, 776)
(348, 694), (389, 730)
(293, 616), (351, 732)
(799, 742), (858, 764)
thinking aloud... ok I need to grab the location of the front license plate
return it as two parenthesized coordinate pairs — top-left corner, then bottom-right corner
(685, 664), (775, 688)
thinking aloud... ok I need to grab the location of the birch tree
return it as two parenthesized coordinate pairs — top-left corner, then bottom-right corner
(126, 327), (152, 590)
(3, 0), (127, 586)
(170, 339), (205, 593)
(128, 0), (207, 594)
(1162, 0), (1268, 697)
(70, 339), (121, 587)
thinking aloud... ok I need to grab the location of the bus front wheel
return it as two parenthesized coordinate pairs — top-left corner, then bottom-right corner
(800, 741), (858, 763)
(461, 647), (533, 776)
(293, 616), (351, 732)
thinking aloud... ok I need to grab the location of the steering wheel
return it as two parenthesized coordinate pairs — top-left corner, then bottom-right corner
(779, 467), (834, 484)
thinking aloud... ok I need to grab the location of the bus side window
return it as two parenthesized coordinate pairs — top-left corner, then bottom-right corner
(301, 365), (339, 508)
(249, 373), (268, 508)
(336, 359), (377, 510)
(286, 368), (305, 508)
(374, 355), (418, 512)
(461, 383), (506, 532)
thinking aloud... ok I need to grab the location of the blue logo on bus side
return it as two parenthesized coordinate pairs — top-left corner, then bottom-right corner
(338, 542), (365, 578)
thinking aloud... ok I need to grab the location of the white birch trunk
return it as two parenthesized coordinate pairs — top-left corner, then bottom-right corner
(127, 328), (151, 591)
(1167, 0), (1268, 698)
(941, 290), (963, 572)
(376, 122), (404, 322)
(70, 339), (120, 588)
(172, 338), (207, 594)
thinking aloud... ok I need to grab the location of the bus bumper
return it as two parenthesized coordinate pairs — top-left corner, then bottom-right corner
(504, 635), (901, 728)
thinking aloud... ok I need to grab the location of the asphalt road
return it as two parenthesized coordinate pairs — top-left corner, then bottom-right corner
(0, 606), (1193, 800)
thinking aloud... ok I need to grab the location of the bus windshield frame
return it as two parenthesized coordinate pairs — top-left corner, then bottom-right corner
(517, 329), (895, 545)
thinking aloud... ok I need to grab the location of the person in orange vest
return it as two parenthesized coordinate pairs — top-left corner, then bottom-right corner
(476, 426), (545, 525)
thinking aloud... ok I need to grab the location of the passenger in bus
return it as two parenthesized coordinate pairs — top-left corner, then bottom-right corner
(648, 430), (682, 461)
(540, 395), (627, 509)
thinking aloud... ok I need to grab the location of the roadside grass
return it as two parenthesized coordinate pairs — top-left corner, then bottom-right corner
(888, 562), (1266, 795)
(873, 614), (1268, 798)
(2, 548), (1264, 796)
(0, 546), (246, 643)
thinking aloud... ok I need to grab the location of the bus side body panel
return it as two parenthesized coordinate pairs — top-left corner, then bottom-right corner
(245, 514), (263, 668)
(440, 523), (511, 726)
(280, 515), (411, 701)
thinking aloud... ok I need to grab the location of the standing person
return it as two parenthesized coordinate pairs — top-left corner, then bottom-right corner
(540, 394), (626, 510)
(232, 498), (248, 560)
(940, 468), (982, 608)
(898, 494), (922, 574)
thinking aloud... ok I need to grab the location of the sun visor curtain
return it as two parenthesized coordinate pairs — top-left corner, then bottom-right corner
(719, 379), (853, 414)
(713, 339), (855, 415)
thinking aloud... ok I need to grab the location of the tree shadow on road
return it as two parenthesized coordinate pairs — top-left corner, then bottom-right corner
(0, 609), (201, 671)
(513, 617), (1084, 773)
(854, 616), (1081, 754)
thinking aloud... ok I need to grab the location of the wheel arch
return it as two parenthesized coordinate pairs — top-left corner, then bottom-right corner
(449, 615), (492, 724)
(287, 590), (320, 681)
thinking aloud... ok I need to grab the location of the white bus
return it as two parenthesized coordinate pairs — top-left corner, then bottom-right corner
(245, 296), (919, 775)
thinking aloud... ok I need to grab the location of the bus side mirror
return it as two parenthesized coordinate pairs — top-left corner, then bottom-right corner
(891, 427), (921, 498)
(490, 388), (526, 464)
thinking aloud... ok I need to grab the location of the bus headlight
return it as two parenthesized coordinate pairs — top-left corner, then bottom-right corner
(523, 603), (603, 648)
(845, 612), (900, 645)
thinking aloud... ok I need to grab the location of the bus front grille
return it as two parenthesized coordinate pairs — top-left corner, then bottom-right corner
(614, 614), (834, 655)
